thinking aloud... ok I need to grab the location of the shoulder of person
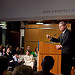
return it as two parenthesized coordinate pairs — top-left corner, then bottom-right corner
(66, 29), (71, 33)
(31, 51), (35, 54)
(33, 71), (42, 75)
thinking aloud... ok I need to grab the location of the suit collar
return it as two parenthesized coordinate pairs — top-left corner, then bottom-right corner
(62, 28), (67, 34)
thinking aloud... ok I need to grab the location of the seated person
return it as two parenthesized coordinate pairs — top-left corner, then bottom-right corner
(19, 54), (25, 62)
(4, 48), (14, 62)
(4, 48), (19, 69)
(34, 47), (38, 61)
(19, 49), (25, 61)
(25, 45), (37, 57)
(13, 54), (24, 65)
(2, 47), (6, 56)
(23, 50), (35, 69)
(0, 46), (2, 56)
(15, 47), (20, 55)
(34, 56), (54, 75)
(34, 47), (39, 71)
(0, 56), (8, 75)
(34, 47), (38, 57)
(12, 65), (33, 75)
(9, 45), (13, 55)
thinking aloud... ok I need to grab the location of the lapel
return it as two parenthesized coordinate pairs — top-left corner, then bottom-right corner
(63, 29), (68, 39)
(60, 29), (68, 43)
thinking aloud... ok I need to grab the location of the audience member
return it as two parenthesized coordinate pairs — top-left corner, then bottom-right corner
(34, 47), (39, 71)
(13, 54), (24, 65)
(0, 45), (2, 51)
(26, 45), (37, 57)
(15, 47), (20, 55)
(34, 47), (38, 60)
(19, 54), (25, 62)
(34, 56), (54, 75)
(4, 48), (18, 69)
(0, 50), (2, 56)
(6, 44), (9, 49)
(0, 56), (8, 75)
(23, 50), (35, 69)
(9, 45), (13, 55)
(20, 48), (24, 55)
(2, 47), (6, 56)
(4, 48), (13, 62)
(12, 65), (33, 75)
(34, 47), (38, 57)
(0, 46), (2, 56)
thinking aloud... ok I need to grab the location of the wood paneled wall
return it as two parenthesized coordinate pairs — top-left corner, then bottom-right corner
(24, 24), (71, 51)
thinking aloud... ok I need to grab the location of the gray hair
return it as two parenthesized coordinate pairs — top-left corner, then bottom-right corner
(59, 21), (66, 26)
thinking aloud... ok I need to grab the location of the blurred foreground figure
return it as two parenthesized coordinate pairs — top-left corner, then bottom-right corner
(0, 56), (8, 75)
(12, 65), (33, 75)
(34, 56), (54, 75)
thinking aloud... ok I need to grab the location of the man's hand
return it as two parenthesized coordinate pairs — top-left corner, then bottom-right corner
(56, 45), (62, 50)
(46, 34), (51, 39)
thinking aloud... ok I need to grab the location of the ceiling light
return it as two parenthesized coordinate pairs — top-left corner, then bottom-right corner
(0, 22), (7, 29)
(36, 22), (43, 24)
(0, 24), (5, 25)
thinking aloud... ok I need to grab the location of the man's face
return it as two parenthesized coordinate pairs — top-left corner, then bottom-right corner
(59, 24), (66, 32)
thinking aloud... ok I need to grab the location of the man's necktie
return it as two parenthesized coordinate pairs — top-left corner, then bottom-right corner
(61, 33), (64, 44)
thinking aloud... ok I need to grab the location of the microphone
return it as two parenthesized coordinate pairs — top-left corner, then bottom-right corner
(54, 34), (57, 36)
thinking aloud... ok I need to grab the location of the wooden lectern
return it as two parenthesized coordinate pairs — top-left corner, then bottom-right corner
(37, 42), (61, 74)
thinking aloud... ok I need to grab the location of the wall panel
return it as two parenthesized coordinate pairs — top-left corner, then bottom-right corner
(24, 24), (71, 51)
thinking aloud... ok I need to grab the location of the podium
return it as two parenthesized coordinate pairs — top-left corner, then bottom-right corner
(37, 42), (61, 74)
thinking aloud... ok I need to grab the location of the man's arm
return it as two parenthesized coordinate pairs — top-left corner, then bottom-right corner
(46, 34), (62, 50)
(46, 34), (60, 43)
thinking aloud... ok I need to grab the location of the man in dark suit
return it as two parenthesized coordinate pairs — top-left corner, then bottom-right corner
(46, 21), (72, 75)
(33, 56), (54, 75)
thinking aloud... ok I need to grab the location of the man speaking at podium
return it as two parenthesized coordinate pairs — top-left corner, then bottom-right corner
(46, 21), (72, 75)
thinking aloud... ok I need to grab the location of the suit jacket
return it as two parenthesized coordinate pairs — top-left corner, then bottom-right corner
(50, 29), (72, 54)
